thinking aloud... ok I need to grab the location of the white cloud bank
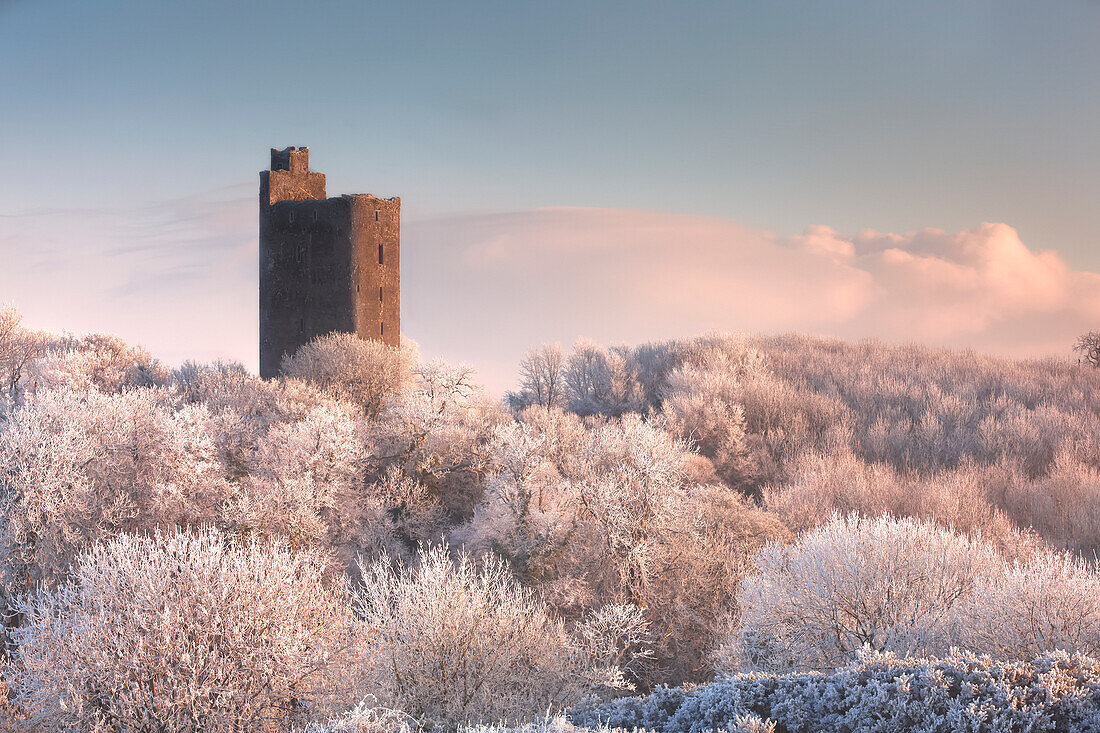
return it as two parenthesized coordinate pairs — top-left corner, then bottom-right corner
(3, 197), (1098, 394)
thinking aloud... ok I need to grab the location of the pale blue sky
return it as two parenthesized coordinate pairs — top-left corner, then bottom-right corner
(4, 1), (1099, 259)
(2, 1), (1099, 389)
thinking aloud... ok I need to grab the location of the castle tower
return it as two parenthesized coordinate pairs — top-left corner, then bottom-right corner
(259, 147), (400, 378)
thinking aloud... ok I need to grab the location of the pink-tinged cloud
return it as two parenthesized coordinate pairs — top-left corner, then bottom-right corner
(2, 197), (1098, 395)
(403, 210), (1100, 390)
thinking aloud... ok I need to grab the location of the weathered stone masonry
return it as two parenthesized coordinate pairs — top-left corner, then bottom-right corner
(259, 147), (400, 378)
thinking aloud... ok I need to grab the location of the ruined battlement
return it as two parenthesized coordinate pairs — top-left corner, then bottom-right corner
(269, 146), (310, 173)
(259, 148), (400, 378)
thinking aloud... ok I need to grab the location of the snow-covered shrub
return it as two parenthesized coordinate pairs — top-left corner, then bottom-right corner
(310, 710), (775, 733)
(464, 716), (774, 733)
(352, 543), (582, 730)
(726, 515), (999, 672)
(574, 650), (1100, 733)
(6, 528), (354, 732)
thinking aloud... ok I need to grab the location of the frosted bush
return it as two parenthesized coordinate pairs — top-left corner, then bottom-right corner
(0, 387), (230, 598)
(727, 515), (999, 672)
(6, 528), (354, 732)
(300, 700), (416, 733)
(957, 550), (1100, 659)
(352, 543), (582, 730)
(575, 650), (1100, 733)
(281, 331), (415, 417)
(574, 603), (655, 695)
(29, 332), (171, 393)
(467, 715), (773, 733)
(660, 353), (755, 490)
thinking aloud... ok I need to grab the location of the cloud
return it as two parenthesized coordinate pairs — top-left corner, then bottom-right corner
(3, 199), (1097, 394)
(403, 209), (1100, 391)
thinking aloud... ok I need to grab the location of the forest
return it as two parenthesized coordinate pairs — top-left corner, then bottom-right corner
(2, 305), (1100, 732)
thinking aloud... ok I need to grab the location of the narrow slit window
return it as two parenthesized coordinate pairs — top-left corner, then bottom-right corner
(299, 318), (304, 333)
(378, 244), (384, 265)
(289, 210), (295, 224)
(379, 286), (383, 302)
(356, 283), (360, 293)
(312, 210), (318, 222)
(380, 322), (384, 337)
(375, 211), (379, 222)
(296, 246), (304, 263)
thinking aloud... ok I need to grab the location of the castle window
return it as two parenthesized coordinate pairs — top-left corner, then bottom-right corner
(289, 211), (295, 224)
(296, 246), (304, 263)
(356, 283), (360, 293)
(299, 318), (304, 333)
(378, 244), (384, 265)
(312, 210), (318, 222)
(381, 322), (384, 337)
(379, 286), (383, 302)
(375, 211), (379, 222)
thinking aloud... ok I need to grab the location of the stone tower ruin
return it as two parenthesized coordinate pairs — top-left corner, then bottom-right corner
(259, 147), (400, 378)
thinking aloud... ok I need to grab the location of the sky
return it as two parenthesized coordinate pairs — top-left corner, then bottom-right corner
(2, 0), (1099, 393)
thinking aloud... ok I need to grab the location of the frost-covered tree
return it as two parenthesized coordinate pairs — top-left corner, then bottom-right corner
(459, 420), (570, 578)
(461, 413), (785, 685)
(7, 528), (354, 732)
(352, 543), (582, 730)
(660, 352), (755, 491)
(281, 331), (415, 417)
(173, 360), (290, 476)
(0, 306), (46, 413)
(1075, 331), (1100, 368)
(574, 415), (689, 603)
(0, 388), (229, 600)
(372, 359), (504, 519)
(564, 339), (645, 417)
(512, 343), (567, 411)
(30, 332), (171, 394)
(231, 400), (391, 564)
